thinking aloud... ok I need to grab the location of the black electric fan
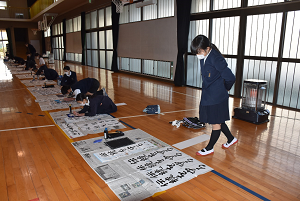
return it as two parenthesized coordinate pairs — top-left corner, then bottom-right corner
(233, 79), (270, 124)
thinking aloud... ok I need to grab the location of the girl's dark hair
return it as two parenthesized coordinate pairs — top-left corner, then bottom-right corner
(190, 35), (222, 55)
(63, 66), (70, 71)
(61, 85), (71, 94)
(76, 93), (87, 102)
(35, 53), (41, 57)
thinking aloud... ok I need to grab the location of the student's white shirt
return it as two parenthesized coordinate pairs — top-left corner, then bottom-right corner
(203, 49), (212, 65)
(39, 57), (45, 65)
(73, 89), (81, 98)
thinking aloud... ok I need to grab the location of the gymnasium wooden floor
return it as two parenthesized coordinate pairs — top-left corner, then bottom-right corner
(0, 60), (300, 201)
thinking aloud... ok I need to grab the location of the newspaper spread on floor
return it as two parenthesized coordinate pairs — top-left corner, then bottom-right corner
(72, 129), (213, 201)
(48, 111), (125, 138)
(27, 86), (62, 98)
(20, 79), (57, 87)
(16, 74), (45, 79)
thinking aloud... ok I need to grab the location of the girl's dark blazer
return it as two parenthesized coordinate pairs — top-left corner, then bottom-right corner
(199, 48), (236, 106)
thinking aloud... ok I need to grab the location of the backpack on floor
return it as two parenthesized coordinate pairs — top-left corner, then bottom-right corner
(143, 105), (161, 114)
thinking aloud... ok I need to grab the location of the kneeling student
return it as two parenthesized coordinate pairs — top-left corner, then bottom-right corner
(36, 65), (58, 80)
(61, 78), (106, 98)
(73, 93), (117, 116)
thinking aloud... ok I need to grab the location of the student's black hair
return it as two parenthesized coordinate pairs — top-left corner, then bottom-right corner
(76, 93), (95, 101)
(63, 66), (70, 71)
(76, 93), (87, 102)
(61, 85), (71, 94)
(190, 35), (222, 56)
(35, 53), (42, 58)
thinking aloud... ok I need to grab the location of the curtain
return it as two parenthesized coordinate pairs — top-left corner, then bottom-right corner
(6, 28), (14, 58)
(50, 25), (53, 53)
(62, 19), (67, 61)
(174, 0), (192, 86)
(41, 30), (46, 54)
(111, 2), (120, 72)
(81, 12), (86, 65)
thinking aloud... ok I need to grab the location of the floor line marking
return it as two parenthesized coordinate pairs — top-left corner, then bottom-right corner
(117, 109), (197, 119)
(0, 125), (55, 132)
(212, 170), (270, 201)
(172, 134), (210, 150)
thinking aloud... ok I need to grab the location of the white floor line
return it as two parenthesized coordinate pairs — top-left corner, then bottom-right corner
(118, 108), (197, 119)
(0, 88), (25, 93)
(0, 125), (55, 132)
(173, 134), (210, 150)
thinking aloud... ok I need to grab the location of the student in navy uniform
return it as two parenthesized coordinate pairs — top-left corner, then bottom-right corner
(36, 65), (58, 80)
(190, 35), (237, 156)
(25, 43), (36, 62)
(13, 56), (25, 65)
(61, 66), (77, 86)
(61, 78), (107, 98)
(73, 93), (117, 116)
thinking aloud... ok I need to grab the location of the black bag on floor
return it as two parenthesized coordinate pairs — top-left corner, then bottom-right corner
(182, 117), (205, 129)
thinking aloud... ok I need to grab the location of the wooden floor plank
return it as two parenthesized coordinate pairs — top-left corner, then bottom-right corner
(1, 61), (300, 201)
(0, 133), (9, 201)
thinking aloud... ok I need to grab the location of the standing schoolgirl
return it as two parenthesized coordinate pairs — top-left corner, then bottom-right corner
(190, 35), (238, 156)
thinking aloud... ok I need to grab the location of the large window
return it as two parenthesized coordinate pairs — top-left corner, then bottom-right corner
(0, 1), (7, 10)
(52, 22), (64, 60)
(85, 7), (113, 69)
(0, 30), (8, 58)
(119, 57), (173, 79)
(189, 0), (300, 110)
(248, 0), (284, 7)
(119, 0), (174, 24)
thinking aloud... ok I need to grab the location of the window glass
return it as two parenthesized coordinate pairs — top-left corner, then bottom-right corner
(188, 19), (209, 50)
(248, 0), (284, 6)
(278, 62), (300, 109)
(86, 13), (91, 29)
(92, 50), (98, 67)
(91, 11), (97, 29)
(120, 6), (129, 24)
(158, 0), (174, 18)
(143, 4), (157, 21)
(106, 7), (112, 26)
(212, 16), (240, 55)
(86, 33), (91, 49)
(213, 0), (241, 10)
(99, 50), (106, 68)
(98, 9), (105, 27)
(191, 0), (210, 13)
(106, 30), (113, 49)
(99, 31), (105, 49)
(91, 32), (98, 49)
(129, 4), (141, 23)
(245, 13), (282, 57)
(106, 51), (113, 70)
(283, 10), (300, 59)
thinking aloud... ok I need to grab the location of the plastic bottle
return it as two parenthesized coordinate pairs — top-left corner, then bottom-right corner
(57, 75), (62, 86)
(104, 128), (108, 139)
